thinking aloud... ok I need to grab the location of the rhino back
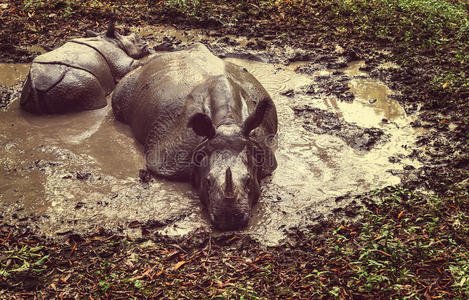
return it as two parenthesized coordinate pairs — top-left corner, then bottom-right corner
(111, 65), (140, 124)
(34, 41), (115, 94)
(125, 44), (227, 143)
(112, 44), (228, 178)
(73, 38), (135, 81)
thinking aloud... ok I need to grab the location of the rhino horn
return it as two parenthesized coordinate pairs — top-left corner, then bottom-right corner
(106, 20), (116, 38)
(225, 167), (235, 198)
(242, 97), (271, 136)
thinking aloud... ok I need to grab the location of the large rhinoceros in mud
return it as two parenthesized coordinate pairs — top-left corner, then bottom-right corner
(112, 43), (278, 231)
(20, 23), (151, 114)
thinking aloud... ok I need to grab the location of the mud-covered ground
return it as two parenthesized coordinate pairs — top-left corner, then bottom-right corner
(1, 1), (468, 298)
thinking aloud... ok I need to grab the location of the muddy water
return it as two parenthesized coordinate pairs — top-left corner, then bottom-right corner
(0, 63), (31, 86)
(0, 57), (421, 245)
(0, 95), (199, 234)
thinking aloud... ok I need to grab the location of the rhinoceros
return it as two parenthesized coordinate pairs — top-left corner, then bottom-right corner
(112, 43), (278, 230)
(20, 22), (151, 114)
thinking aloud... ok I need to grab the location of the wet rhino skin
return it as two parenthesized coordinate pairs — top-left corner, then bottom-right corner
(112, 43), (278, 180)
(20, 37), (139, 114)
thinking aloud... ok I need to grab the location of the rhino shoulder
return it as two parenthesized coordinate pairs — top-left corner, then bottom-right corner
(111, 65), (142, 123)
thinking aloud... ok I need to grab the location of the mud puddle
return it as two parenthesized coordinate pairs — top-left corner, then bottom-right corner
(0, 55), (423, 245)
(224, 58), (423, 243)
(0, 63), (31, 87)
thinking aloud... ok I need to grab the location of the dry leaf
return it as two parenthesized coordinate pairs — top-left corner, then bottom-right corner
(397, 210), (404, 219)
(60, 273), (71, 283)
(174, 260), (186, 271)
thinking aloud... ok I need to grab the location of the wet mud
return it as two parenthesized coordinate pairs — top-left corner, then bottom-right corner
(0, 31), (426, 245)
(0, 63), (29, 109)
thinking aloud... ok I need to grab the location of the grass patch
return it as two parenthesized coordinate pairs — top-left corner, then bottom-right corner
(328, 0), (469, 95)
(334, 185), (469, 297)
(0, 244), (49, 277)
(166, 0), (202, 17)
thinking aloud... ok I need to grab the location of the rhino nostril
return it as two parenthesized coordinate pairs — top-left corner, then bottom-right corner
(210, 212), (249, 230)
(212, 213), (224, 226)
(232, 212), (249, 228)
(239, 213), (250, 227)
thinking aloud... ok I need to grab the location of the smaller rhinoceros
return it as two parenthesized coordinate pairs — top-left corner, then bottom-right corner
(20, 22), (151, 114)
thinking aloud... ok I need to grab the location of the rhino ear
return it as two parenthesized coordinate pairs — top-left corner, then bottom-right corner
(187, 113), (216, 139)
(242, 98), (271, 136)
(106, 20), (116, 38)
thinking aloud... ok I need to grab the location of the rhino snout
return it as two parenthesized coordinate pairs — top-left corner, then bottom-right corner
(211, 210), (250, 231)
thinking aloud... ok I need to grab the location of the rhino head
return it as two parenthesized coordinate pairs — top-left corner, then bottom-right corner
(86, 21), (151, 59)
(187, 99), (272, 231)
